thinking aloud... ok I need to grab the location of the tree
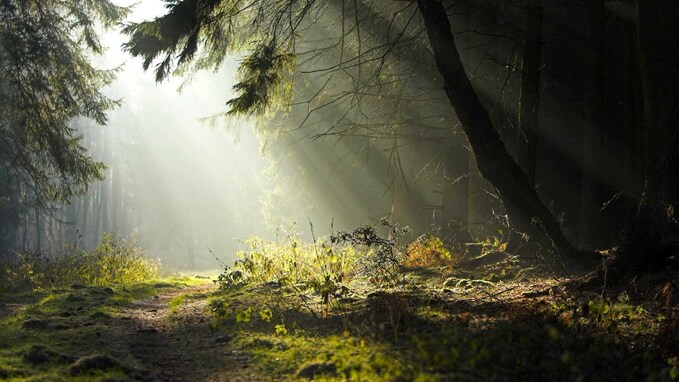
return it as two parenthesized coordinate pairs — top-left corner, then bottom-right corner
(0, 0), (128, 251)
(614, 0), (679, 273)
(516, 0), (543, 185)
(124, 0), (586, 256)
(578, 0), (605, 249)
(416, 0), (585, 256)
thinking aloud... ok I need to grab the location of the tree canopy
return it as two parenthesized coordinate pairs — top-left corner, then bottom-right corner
(0, 0), (128, 208)
(0, 0), (131, 252)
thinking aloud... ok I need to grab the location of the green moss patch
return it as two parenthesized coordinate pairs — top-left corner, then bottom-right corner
(0, 278), (207, 381)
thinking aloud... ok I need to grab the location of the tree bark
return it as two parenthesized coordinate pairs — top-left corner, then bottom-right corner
(416, 0), (580, 256)
(516, 0), (543, 185)
(616, 0), (679, 272)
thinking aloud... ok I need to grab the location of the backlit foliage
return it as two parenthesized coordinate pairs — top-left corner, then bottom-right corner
(218, 219), (415, 295)
(123, 0), (303, 115)
(331, 218), (412, 286)
(226, 43), (296, 115)
(405, 233), (457, 268)
(218, 233), (358, 293)
(0, 233), (159, 292)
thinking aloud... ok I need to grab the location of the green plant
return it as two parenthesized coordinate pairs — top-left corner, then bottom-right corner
(236, 307), (253, 324)
(217, 230), (358, 298)
(0, 232), (158, 292)
(579, 295), (647, 331)
(405, 234), (457, 268)
(275, 324), (288, 336)
(169, 294), (189, 318)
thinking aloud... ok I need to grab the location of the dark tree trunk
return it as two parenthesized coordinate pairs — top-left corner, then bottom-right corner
(578, 1), (605, 249)
(34, 207), (42, 251)
(516, 0), (543, 185)
(441, 129), (471, 243)
(389, 137), (424, 232)
(615, 0), (679, 272)
(79, 192), (89, 247)
(94, 186), (103, 242)
(621, 18), (643, 201)
(416, 0), (582, 256)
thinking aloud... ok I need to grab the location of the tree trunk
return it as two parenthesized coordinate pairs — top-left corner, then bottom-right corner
(516, 0), (543, 185)
(621, 17), (643, 202)
(441, 129), (471, 243)
(615, 0), (679, 272)
(416, 0), (581, 257)
(34, 207), (42, 251)
(578, 1), (605, 249)
(389, 137), (421, 231)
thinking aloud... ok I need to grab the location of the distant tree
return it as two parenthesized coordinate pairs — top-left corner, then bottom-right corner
(123, 0), (586, 256)
(0, 0), (128, 251)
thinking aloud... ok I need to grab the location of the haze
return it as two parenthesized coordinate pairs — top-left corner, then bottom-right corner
(56, 1), (398, 269)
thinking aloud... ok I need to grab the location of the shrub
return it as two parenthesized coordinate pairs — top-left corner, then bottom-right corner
(218, 233), (358, 292)
(0, 232), (158, 292)
(218, 219), (415, 293)
(405, 233), (457, 268)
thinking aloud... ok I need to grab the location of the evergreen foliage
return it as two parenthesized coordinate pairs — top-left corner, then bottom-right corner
(122, 0), (303, 115)
(226, 43), (295, 115)
(0, 0), (127, 250)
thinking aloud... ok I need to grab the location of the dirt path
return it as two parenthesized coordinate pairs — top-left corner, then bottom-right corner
(105, 283), (258, 382)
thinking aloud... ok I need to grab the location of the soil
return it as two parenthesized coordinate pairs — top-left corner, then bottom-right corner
(103, 283), (262, 382)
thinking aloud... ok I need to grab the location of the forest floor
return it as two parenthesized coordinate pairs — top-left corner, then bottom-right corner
(0, 266), (678, 381)
(0, 278), (238, 381)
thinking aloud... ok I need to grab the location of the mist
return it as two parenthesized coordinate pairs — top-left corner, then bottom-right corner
(2, 0), (649, 270)
(59, 1), (402, 270)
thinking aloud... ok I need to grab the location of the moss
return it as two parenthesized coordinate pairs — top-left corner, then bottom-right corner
(168, 294), (189, 317)
(0, 277), (204, 381)
(207, 262), (673, 382)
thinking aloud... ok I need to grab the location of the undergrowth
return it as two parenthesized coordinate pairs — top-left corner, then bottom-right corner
(207, 219), (677, 381)
(218, 218), (445, 289)
(0, 232), (159, 292)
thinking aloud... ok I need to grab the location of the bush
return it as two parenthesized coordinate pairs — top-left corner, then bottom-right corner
(218, 218), (412, 297)
(218, 233), (358, 293)
(0, 232), (159, 292)
(405, 233), (457, 268)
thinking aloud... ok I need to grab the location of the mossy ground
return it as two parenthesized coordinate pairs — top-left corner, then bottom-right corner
(0, 276), (211, 381)
(0, 269), (677, 381)
(208, 266), (679, 381)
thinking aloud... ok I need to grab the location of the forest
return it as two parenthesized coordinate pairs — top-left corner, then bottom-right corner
(0, 0), (677, 380)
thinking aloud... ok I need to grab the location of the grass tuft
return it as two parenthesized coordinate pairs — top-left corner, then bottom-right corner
(0, 232), (159, 293)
